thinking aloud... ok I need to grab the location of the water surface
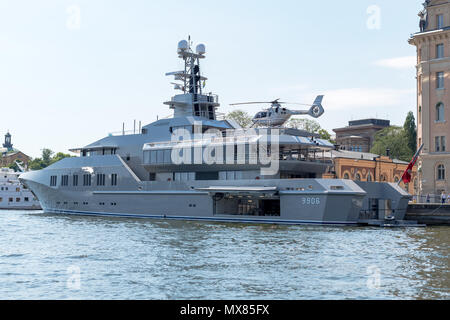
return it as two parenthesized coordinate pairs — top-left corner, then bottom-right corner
(0, 210), (448, 299)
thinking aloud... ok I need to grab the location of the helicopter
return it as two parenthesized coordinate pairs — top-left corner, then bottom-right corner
(230, 95), (324, 127)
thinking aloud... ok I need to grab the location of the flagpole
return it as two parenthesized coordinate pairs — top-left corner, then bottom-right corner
(398, 143), (424, 186)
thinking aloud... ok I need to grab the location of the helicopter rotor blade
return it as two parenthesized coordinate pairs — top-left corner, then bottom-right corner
(230, 101), (313, 106)
(229, 102), (274, 106)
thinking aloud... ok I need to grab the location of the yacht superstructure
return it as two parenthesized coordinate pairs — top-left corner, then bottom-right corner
(19, 39), (412, 226)
(0, 168), (41, 210)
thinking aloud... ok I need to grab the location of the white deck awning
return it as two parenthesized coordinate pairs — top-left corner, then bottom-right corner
(195, 186), (278, 196)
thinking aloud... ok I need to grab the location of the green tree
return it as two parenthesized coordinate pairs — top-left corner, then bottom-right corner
(287, 118), (335, 143)
(28, 149), (73, 171)
(51, 152), (73, 165)
(41, 148), (54, 167)
(286, 118), (321, 132)
(370, 126), (413, 162)
(226, 110), (253, 128)
(404, 111), (417, 152)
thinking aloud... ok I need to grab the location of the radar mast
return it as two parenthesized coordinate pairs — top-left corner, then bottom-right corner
(164, 38), (219, 120)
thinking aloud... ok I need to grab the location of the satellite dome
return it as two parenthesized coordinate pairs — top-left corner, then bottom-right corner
(196, 44), (206, 55)
(177, 40), (188, 52)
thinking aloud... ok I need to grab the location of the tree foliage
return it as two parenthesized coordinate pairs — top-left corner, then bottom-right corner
(286, 118), (335, 143)
(404, 111), (417, 152)
(370, 126), (413, 162)
(226, 110), (253, 128)
(28, 148), (73, 171)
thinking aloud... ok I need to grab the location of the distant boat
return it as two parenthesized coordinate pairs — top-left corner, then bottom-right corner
(0, 167), (41, 210)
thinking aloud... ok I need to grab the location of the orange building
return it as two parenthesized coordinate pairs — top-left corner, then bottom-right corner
(323, 150), (417, 194)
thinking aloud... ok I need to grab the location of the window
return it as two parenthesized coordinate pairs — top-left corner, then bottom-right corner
(97, 174), (106, 186)
(50, 175), (57, 186)
(436, 136), (441, 152)
(436, 103), (445, 122)
(219, 171), (243, 180)
(174, 172), (195, 181)
(195, 172), (219, 181)
(437, 44), (444, 59)
(442, 136), (447, 152)
(73, 175), (78, 186)
(437, 14), (444, 29)
(16, 198), (20, 202)
(24, 197), (29, 202)
(355, 173), (361, 181)
(437, 72), (444, 89)
(0, 197), (2, 202)
(343, 173), (350, 179)
(83, 174), (91, 186)
(367, 173), (373, 182)
(61, 175), (69, 186)
(419, 106), (422, 124)
(111, 173), (118, 186)
(149, 173), (156, 181)
(437, 164), (445, 180)
(418, 76), (422, 94)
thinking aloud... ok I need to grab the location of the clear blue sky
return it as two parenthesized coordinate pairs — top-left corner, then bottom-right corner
(0, 0), (423, 158)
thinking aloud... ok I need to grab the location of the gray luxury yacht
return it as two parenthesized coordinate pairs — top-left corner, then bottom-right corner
(20, 39), (413, 226)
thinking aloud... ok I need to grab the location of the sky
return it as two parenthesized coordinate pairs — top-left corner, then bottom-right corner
(0, 0), (423, 158)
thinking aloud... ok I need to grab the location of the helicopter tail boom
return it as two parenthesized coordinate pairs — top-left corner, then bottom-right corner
(308, 95), (324, 118)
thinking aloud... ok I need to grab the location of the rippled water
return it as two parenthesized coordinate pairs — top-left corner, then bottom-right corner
(0, 210), (448, 299)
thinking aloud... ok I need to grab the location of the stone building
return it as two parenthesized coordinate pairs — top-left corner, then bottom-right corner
(0, 132), (31, 168)
(333, 119), (390, 153)
(408, 0), (450, 198)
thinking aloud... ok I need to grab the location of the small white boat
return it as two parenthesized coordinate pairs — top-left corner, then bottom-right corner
(0, 167), (41, 210)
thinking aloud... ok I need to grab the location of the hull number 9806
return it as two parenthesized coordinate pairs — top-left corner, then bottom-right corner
(301, 197), (321, 205)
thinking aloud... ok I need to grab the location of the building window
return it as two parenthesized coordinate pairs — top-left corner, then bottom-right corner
(343, 173), (350, 179)
(111, 173), (118, 186)
(436, 103), (445, 122)
(24, 197), (29, 202)
(442, 136), (446, 152)
(73, 175), (78, 186)
(149, 172), (156, 181)
(435, 136), (441, 152)
(97, 174), (106, 186)
(437, 14), (444, 29)
(83, 174), (91, 186)
(418, 76), (422, 94)
(355, 173), (361, 181)
(418, 106), (421, 124)
(437, 72), (444, 89)
(61, 175), (69, 186)
(436, 44), (444, 59)
(437, 164), (445, 180)
(50, 175), (57, 186)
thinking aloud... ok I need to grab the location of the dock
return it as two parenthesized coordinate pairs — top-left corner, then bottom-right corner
(406, 203), (450, 226)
